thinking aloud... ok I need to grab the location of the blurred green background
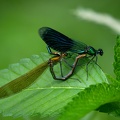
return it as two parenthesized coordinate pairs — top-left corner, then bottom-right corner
(0, 0), (120, 120)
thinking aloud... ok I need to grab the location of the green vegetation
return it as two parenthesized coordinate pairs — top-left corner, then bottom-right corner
(0, 0), (120, 120)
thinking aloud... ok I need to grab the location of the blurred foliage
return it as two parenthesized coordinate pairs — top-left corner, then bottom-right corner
(0, 0), (120, 120)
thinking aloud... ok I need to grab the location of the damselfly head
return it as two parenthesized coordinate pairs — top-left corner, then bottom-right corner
(97, 49), (103, 56)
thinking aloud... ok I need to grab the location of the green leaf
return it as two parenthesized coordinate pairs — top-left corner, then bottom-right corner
(58, 83), (120, 120)
(96, 74), (120, 117)
(0, 53), (107, 119)
(93, 36), (120, 117)
(114, 35), (120, 81)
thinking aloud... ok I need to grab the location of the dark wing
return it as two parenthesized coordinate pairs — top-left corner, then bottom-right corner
(39, 27), (87, 53)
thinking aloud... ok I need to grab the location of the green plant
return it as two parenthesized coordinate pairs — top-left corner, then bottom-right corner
(0, 37), (120, 120)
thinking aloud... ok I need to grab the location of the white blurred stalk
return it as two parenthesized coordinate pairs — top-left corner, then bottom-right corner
(73, 8), (120, 34)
